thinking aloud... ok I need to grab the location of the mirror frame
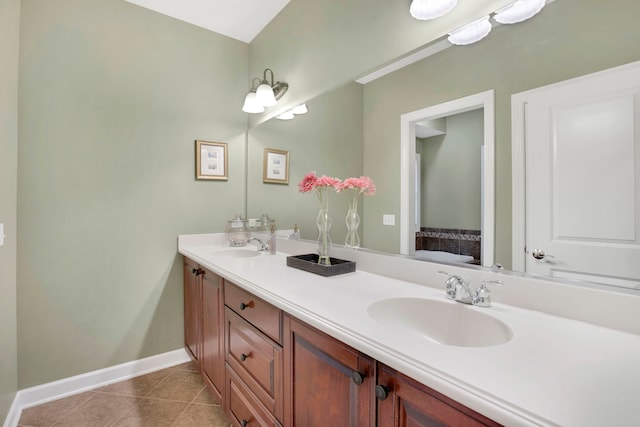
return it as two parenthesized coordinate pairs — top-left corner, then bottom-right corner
(400, 90), (495, 267)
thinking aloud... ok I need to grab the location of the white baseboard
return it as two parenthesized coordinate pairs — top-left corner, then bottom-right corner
(3, 348), (190, 427)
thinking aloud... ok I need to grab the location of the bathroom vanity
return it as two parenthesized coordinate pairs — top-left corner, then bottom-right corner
(179, 233), (640, 427)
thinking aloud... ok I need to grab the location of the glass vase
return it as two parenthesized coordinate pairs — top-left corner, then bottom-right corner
(316, 209), (332, 265)
(344, 209), (360, 248)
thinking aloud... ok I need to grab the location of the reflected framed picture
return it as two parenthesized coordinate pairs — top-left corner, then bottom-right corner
(196, 140), (228, 180)
(263, 148), (289, 184)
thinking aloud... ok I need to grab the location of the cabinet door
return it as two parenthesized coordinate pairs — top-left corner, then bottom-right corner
(376, 364), (502, 427)
(283, 315), (375, 427)
(202, 267), (224, 398)
(183, 257), (202, 366)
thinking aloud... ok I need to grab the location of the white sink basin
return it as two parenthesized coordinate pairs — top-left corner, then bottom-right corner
(367, 297), (512, 347)
(214, 249), (261, 258)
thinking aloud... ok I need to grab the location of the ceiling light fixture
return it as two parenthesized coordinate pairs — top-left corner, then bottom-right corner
(242, 68), (288, 113)
(448, 15), (492, 45)
(409, 0), (458, 20)
(494, 0), (546, 24)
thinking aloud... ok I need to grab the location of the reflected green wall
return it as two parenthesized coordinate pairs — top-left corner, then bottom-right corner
(247, 82), (363, 244)
(248, 0), (513, 126)
(0, 0), (20, 421)
(420, 109), (483, 230)
(17, 0), (248, 388)
(362, 0), (640, 266)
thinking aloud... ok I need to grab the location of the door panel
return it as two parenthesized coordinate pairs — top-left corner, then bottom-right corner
(524, 64), (640, 289)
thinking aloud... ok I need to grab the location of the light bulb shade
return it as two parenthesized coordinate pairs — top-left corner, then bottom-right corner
(494, 0), (545, 24)
(256, 83), (277, 106)
(291, 104), (308, 115)
(242, 92), (265, 114)
(410, 0), (457, 20)
(448, 15), (492, 45)
(276, 111), (295, 120)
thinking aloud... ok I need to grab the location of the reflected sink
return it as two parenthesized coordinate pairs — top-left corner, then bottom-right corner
(367, 297), (512, 347)
(214, 249), (261, 258)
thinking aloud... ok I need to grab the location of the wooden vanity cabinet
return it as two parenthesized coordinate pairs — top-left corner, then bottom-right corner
(201, 267), (224, 399)
(376, 364), (502, 427)
(224, 282), (284, 427)
(283, 315), (376, 427)
(183, 257), (202, 366)
(183, 259), (501, 427)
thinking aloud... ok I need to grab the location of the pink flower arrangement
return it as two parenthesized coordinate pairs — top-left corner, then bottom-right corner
(337, 176), (376, 211)
(298, 171), (341, 208)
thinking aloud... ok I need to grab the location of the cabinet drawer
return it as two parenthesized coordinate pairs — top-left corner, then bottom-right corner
(226, 308), (283, 419)
(225, 281), (282, 343)
(226, 364), (282, 427)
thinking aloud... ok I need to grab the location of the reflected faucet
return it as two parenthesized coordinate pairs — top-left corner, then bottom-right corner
(249, 237), (270, 252)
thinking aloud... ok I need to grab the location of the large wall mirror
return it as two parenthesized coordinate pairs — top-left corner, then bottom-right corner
(246, 0), (640, 292)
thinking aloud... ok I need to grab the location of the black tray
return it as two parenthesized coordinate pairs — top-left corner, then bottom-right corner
(286, 254), (356, 277)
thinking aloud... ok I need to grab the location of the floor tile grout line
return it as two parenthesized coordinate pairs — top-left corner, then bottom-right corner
(48, 391), (101, 427)
(169, 401), (194, 427)
(104, 396), (144, 427)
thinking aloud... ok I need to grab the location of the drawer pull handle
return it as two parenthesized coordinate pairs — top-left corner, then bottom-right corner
(375, 384), (390, 400)
(351, 371), (366, 385)
(240, 353), (249, 362)
(241, 420), (249, 427)
(239, 302), (252, 310)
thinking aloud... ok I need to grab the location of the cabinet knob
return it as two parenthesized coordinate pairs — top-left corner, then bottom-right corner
(239, 302), (251, 311)
(241, 420), (249, 427)
(375, 384), (390, 400)
(191, 268), (198, 274)
(351, 371), (366, 385)
(240, 353), (249, 362)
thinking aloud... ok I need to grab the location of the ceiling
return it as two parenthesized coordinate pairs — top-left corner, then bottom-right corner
(124, 0), (291, 43)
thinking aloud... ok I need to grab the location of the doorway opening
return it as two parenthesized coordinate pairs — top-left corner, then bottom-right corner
(400, 90), (495, 267)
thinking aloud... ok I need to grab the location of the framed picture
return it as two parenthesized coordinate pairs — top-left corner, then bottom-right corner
(196, 140), (228, 180)
(263, 148), (290, 184)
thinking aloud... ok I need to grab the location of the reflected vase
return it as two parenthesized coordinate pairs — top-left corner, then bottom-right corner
(316, 209), (332, 265)
(344, 209), (360, 249)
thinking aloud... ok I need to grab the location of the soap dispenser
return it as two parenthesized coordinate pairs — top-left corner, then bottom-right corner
(269, 223), (277, 254)
(288, 224), (300, 240)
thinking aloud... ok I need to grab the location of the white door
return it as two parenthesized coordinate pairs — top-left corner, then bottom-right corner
(522, 63), (640, 289)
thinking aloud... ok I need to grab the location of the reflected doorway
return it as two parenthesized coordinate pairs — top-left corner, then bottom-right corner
(400, 90), (495, 267)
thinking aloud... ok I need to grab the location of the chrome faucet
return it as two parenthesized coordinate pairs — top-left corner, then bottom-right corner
(249, 237), (270, 252)
(438, 271), (502, 307)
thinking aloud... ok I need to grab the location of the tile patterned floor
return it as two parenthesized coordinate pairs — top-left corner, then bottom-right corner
(18, 362), (232, 427)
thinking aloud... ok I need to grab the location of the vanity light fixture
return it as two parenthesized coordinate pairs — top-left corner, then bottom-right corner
(409, 0), (458, 20)
(291, 103), (308, 115)
(276, 104), (308, 120)
(276, 111), (295, 120)
(494, 0), (546, 24)
(448, 15), (492, 45)
(242, 78), (265, 113)
(242, 68), (288, 113)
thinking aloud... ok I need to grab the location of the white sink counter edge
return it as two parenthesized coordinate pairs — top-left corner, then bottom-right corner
(178, 234), (640, 427)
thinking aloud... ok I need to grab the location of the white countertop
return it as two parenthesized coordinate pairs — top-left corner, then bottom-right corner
(178, 234), (640, 427)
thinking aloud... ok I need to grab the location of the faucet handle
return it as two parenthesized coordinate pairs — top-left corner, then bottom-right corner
(473, 279), (503, 307)
(438, 271), (470, 301)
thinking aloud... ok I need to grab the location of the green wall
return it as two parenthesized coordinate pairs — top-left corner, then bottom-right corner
(247, 82), (363, 244)
(362, 0), (640, 265)
(17, 0), (248, 388)
(420, 109), (483, 230)
(248, 0), (513, 126)
(0, 0), (20, 420)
